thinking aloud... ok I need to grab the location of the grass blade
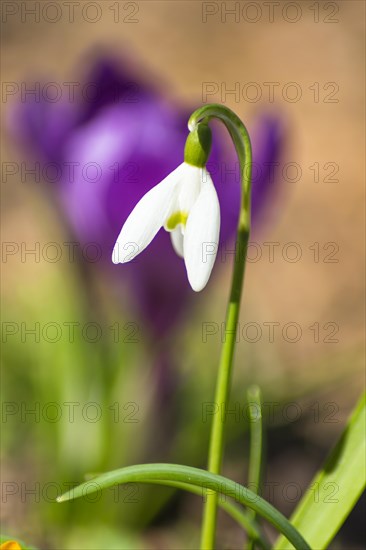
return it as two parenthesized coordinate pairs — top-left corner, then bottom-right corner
(274, 392), (366, 550)
(58, 463), (310, 549)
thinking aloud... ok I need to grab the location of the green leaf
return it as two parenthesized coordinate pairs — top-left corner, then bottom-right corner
(274, 392), (366, 550)
(57, 463), (310, 550)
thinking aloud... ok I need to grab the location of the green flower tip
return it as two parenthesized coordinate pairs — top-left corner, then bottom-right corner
(184, 123), (212, 168)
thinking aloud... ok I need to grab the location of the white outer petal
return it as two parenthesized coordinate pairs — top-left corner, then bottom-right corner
(183, 170), (220, 292)
(164, 163), (201, 227)
(112, 165), (184, 263)
(177, 164), (202, 213)
(170, 227), (184, 258)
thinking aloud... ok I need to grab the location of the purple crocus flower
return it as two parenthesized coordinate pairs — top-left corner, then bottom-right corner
(8, 55), (286, 457)
(9, 56), (285, 338)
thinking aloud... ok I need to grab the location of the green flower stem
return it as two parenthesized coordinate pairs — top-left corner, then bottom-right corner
(188, 104), (252, 549)
(247, 386), (264, 550)
(57, 463), (310, 550)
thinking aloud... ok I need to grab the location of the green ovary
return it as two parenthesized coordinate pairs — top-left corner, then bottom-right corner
(165, 211), (188, 231)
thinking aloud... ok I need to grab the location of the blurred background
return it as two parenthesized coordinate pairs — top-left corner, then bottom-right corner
(1, 1), (365, 548)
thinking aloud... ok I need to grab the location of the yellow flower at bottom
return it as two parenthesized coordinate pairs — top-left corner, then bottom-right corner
(0, 542), (22, 550)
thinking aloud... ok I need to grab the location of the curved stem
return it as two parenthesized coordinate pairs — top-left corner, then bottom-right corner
(189, 104), (252, 549)
(57, 463), (310, 550)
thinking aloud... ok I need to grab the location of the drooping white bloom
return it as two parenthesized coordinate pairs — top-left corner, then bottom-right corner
(112, 162), (220, 292)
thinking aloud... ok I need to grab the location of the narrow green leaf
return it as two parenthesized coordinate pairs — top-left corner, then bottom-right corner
(57, 463), (310, 550)
(274, 392), (366, 550)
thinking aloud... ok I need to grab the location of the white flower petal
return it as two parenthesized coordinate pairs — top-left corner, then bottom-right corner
(170, 227), (184, 258)
(112, 165), (183, 263)
(184, 170), (220, 291)
(177, 163), (202, 213)
(164, 163), (201, 231)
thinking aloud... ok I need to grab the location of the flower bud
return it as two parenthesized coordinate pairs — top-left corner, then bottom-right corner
(184, 123), (212, 168)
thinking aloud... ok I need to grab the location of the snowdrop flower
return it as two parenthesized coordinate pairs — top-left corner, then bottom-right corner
(112, 124), (220, 291)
